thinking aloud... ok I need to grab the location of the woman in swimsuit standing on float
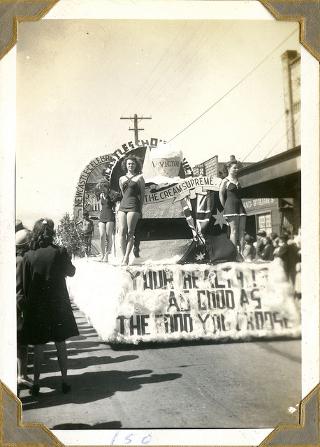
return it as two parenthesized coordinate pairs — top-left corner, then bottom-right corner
(95, 180), (118, 262)
(219, 159), (246, 255)
(118, 156), (145, 265)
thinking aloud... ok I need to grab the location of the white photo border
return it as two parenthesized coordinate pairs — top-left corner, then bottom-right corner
(0, 1), (319, 446)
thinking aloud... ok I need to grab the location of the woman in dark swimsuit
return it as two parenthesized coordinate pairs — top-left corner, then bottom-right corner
(95, 180), (116, 262)
(118, 156), (145, 265)
(219, 160), (246, 254)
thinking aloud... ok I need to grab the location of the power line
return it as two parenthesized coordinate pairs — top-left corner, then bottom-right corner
(263, 118), (298, 159)
(146, 22), (238, 135)
(134, 22), (203, 115)
(142, 23), (212, 118)
(121, 22), (190, 117)
(241, 111), (286, 162)
(168, 29), (298, 143)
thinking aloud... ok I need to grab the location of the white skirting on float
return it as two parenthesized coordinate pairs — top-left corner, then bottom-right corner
(67, 257), (301, 344)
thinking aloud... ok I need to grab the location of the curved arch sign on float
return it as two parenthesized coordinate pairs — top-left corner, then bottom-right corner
(73, 137), (193, 220)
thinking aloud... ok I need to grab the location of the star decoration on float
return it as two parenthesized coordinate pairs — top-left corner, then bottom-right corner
(195, 252), (206, 261)
(213, 209), (228, 229)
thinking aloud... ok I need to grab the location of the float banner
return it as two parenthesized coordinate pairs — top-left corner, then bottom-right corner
(144, 176), (222, 204)
(74, 137), (194, 215)
(69, 261), (301, 344)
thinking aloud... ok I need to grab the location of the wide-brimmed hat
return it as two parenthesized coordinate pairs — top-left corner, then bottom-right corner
(15, 229), (31, 247)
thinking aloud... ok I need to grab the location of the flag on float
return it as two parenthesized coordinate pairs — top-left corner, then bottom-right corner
(178, 189), (236, 264)
(180, 190), (225, 242)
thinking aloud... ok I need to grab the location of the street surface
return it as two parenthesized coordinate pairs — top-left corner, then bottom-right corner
(20, 304), (301, 430)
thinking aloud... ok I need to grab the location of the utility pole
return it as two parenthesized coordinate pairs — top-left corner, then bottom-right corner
(120, 114), (152, 146)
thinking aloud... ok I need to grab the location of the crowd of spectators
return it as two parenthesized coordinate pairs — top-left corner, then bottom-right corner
(242, 228), (301, 291)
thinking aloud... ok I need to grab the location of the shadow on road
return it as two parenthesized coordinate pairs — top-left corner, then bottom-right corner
(28, 339), (115, 355)
(74, 328), (97, 334)
(27, 354), (140, 374)
(21, 369), (182, 410)
(108, 335), (301, 351)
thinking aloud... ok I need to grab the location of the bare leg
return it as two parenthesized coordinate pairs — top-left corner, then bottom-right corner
(98, 222), (106, 260)
(17, 344), (28, 378)
(55, 341), (68, 383)
(118, 211), (128, 260)
(17, 344), (33, 387)
(239, 215), (247, 254)
(133, 220), (141, 257)
(114, 211), (119, 258)
(122, 212), (140, 265)
(55, 341), (72, 393)
(33, 344), (44, 386)
(105, 221), (115, 260)
(228, 216), (239, 251)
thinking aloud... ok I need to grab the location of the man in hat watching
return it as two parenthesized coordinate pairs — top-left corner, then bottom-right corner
(77, 211), (94, 256)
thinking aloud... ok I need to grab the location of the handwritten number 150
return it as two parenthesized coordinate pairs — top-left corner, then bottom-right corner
(111, 432), (152, 445)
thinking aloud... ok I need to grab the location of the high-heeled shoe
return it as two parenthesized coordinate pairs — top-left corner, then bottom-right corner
(30, 384), (40, 396)
(61, 382), (71, 394)
(18, 376), (34, 388)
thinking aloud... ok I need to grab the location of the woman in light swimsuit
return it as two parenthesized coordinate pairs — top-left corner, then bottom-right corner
(219, 160), (246, 254)
(118, 156), (145, 265)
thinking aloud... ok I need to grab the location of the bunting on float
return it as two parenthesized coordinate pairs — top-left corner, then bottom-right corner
(178, 189), (231, 264)
(144, 175), (231, 264)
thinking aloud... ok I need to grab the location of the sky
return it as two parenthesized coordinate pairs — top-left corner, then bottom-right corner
(16, 19), (299, 228)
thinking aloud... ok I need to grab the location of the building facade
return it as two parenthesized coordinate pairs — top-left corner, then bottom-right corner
(192, 50), (300, 239)
(242, 197), (295, 237)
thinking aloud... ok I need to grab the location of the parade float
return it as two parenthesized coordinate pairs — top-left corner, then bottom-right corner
(69, 138), (301, 344)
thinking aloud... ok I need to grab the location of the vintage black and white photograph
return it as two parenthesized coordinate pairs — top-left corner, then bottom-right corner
(11, 3), (308, 440)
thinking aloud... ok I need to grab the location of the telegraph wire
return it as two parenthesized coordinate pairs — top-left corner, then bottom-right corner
(134, 22), (204, 115)
(167, 28), (298, 143)
(241, 111), (286, 162)
(263, 118), (298, 159)
(144, 22), (225, 119)
(121, 22), (191, 116)
(147, 22), (239, 129)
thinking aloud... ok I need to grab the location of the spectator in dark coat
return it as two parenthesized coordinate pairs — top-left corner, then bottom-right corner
(255, 230), (266, 260)
(242, 234), (256, 261)
(260, 236), (274, 261)
(23, 218), (79, 395)
(274, 233), (299, 284)
(16, 228), (33, 390)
